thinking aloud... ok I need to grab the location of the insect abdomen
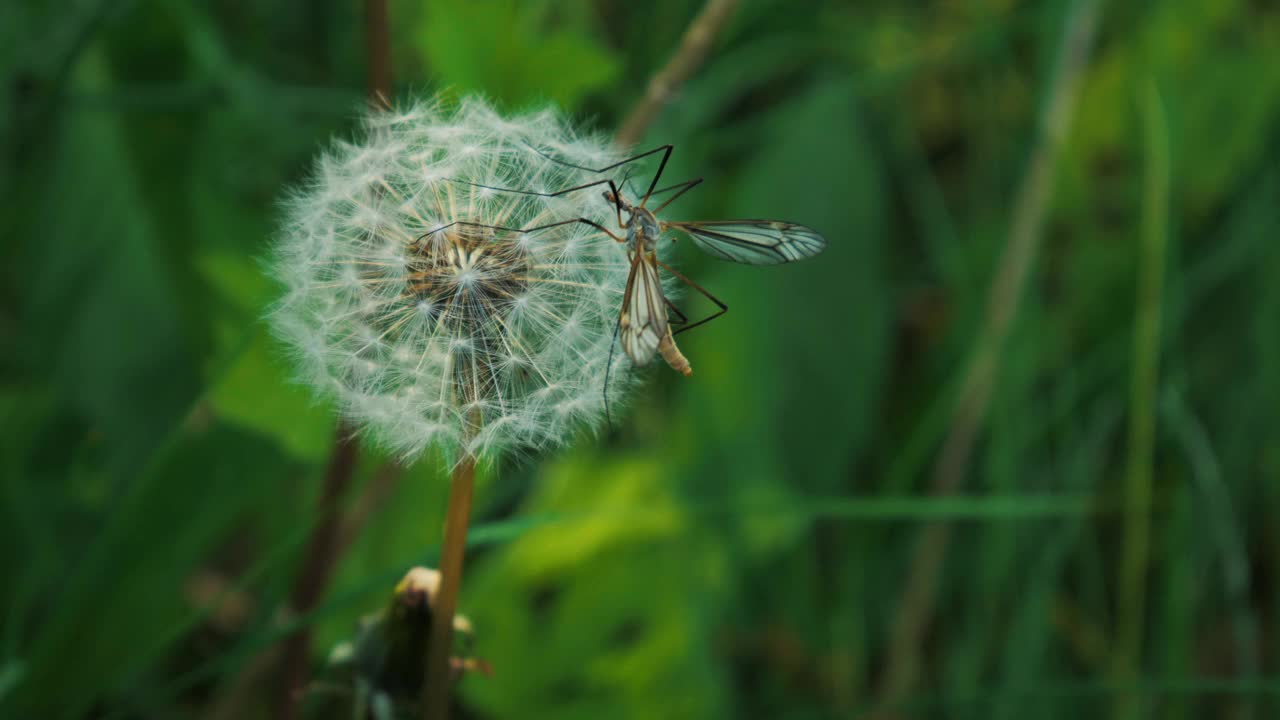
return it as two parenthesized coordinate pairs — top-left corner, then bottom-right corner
(658, 326), (692, 376)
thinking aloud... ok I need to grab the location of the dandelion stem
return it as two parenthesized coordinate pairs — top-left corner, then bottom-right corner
(422, 455), (477, 720)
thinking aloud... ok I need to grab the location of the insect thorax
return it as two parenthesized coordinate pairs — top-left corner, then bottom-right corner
(625, 207), (662, 252)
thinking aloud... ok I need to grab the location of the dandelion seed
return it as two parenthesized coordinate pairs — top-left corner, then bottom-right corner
(270, 97), (636, 462)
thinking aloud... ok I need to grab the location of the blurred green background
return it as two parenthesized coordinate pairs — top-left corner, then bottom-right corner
(4, 0), (1280, 718)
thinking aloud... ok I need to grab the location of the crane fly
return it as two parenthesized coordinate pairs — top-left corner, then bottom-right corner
(418, 143), (826, 412)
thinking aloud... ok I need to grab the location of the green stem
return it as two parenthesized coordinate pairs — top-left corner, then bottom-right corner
(1113, 81), (1170, 720)
(876, 0), (1102, 702)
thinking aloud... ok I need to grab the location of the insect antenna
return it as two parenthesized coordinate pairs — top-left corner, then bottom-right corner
(618, 165), (638, 202)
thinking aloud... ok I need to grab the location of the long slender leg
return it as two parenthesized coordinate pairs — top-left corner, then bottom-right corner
(649, 177), (704, 215)
(605, 252), (642, 427)
(524, 142), (673, 178)
(664, 298), (689, 326)
(603, 314), (622, 429)
(446, 176), (627, 229)
(525, 142), (674, 211)
(638, 145), (673, 208)
(417, 217), (624, 245)
(656, 260), (728, 335)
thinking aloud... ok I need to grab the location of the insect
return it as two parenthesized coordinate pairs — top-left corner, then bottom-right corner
(421, 143), (826, 379)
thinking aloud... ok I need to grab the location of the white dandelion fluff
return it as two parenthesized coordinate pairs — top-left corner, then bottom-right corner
(269, 97), (638, 461)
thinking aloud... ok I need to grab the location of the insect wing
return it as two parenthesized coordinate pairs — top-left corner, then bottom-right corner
(674, 220), (826, 265)
(619, 251), (667, 365)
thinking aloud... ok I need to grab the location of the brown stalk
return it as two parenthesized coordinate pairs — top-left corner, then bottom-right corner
(272, 3), (393, 717)
(275, 422), (360, 720)
(365, 0), (392, 103)
(875, 0), (1103, 707)
(614, 0), (740, 146)
(421, 455), (478, 720)
(213, 454), (401, 720)
(338, 460), (405, 549)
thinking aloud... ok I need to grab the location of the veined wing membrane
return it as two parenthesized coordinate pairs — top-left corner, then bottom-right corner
(671, 220), (826, 266)
(619, 251), (666, 365)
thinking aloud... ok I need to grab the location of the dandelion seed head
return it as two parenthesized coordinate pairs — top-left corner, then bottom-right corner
(270, 96), (637, 462)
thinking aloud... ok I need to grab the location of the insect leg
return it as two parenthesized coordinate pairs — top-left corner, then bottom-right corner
(655, 260), (728, 335)
(649, 177), (704, 215)
(664, 298), (690, 327)
(417, 217), (624, 244)
(524, 142), (673, 177)
(445, 176), (628, 230)
(603, 313), (622, 429)
(524, 142), (674, 211)
(639, 146), (673, 208)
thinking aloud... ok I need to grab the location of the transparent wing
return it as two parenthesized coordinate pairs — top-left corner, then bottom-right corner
(619, 251), (666, 366)
(672, 220), (827, 265)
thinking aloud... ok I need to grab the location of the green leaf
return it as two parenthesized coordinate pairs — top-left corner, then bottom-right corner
(679, 78), (890, 491)
(10, 51), (202, 476)
(207, 327), (335, 462)
(463, 452), (725, 720)
(9, 424), (298, 718)
(416, 1), (619, 110)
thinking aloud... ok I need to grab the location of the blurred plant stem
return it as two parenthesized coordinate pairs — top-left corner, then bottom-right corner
(210, 454), (401, 720)
(276, 422), (360, 720)
(876, 0), (1103, 706)
(422, 456), (477, 720)
(614, 0), (740, 146)
(274, 2), (393, 717)
(1111, 81), (1170, 720)
(366, 0), (391, 104)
